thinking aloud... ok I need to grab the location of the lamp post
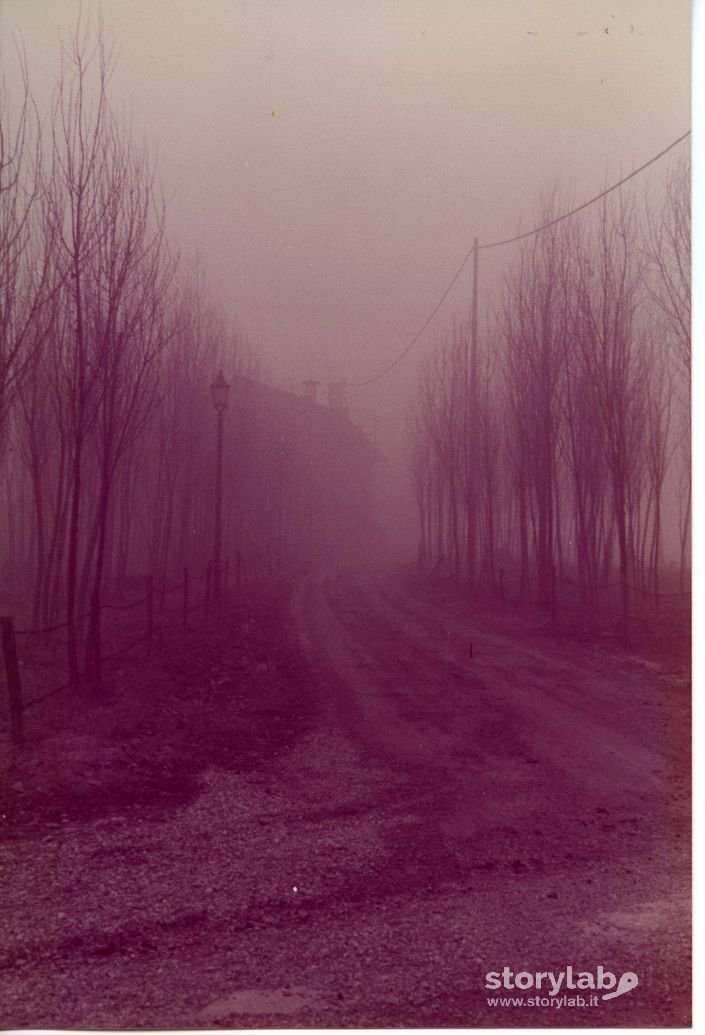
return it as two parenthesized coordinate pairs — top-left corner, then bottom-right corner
(211, 370), (230, 607)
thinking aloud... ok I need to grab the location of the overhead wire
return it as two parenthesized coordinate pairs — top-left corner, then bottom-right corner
(479, 130), (691, 250)
(349, 130), (690, 387)
(351, 241), (477, 387)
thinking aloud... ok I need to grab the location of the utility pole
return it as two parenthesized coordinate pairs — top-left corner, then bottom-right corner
(466, 237), (480, 584)
(471, 237), (479, 387)
(210, 371), (230, 608)
(276, 434), (284, 575)
(214, 406), (225, 605)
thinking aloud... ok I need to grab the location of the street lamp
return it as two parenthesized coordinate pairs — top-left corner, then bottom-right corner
(211, 370), (230, 607)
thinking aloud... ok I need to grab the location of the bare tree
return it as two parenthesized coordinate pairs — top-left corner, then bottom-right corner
(646, 155), (690, 588)
(41, 18), (176, 685)
(646, 156), (690, 378)
(502, 202), (573, 602)
(0, 53), (55, 446)
(573, 193), (646, 628)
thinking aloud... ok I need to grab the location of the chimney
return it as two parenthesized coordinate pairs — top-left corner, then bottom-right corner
(302, 379), (320, 403)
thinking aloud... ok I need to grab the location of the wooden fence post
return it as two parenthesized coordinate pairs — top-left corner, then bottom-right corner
(551, 565), (557, 623)
(1, 617), (24, 746)
(182, 567), (189, 630)
(87, 589), (102, 691)
(205, 563), (212, 612)
(146, 575), (154, 655)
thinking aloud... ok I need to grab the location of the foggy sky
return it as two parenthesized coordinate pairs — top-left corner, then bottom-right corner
(0, 0), (691, 445)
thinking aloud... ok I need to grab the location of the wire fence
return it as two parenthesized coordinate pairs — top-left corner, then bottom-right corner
(3, 553), (689, 748)
(1, 552), (251, 746)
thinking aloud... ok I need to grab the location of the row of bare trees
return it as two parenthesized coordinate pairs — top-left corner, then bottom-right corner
(0, 27), (175, 683)
(0, 22), (381, 690)
(0, 26), (217, 684)
(409, 168), (690, 625)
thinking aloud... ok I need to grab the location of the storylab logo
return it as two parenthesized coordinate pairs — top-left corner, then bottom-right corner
(485, 966), (639, 1009)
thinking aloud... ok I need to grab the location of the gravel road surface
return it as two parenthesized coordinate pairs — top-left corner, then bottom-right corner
(1, 567), (690, 1028)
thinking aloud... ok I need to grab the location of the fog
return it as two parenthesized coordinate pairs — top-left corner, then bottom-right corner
(0, 0), (689, 420)
(0, 4), (692, 1027)
(0, 0), (691, 592)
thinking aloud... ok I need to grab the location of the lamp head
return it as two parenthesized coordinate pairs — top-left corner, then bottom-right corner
(211, 370), (230, 412)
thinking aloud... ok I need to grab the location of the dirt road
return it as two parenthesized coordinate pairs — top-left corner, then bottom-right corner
(1, 566), (689, 1028)
(288, 567), (690, 1026)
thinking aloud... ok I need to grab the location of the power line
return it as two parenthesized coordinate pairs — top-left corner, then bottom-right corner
(480, 130), (691, 250)
(352, 242), (477, 387)
(350, 129), (690, 388)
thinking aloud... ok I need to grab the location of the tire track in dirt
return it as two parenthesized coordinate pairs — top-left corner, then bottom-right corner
(365, 570), (669, 800)
(293, 569), (661, 850)
(291, 568), (689, 1015)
